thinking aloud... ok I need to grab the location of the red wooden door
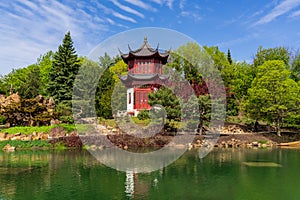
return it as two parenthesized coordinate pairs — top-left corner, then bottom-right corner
(134, 88), (151, 110)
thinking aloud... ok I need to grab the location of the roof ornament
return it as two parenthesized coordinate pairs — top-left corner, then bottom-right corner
(118, 48), (124, 55)
(128, 44), (132, 51)
(156, 43), (159, 50)
(144, 36), (147, 42)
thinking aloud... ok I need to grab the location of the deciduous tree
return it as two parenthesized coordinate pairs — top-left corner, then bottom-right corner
(243, 60), (299, 136)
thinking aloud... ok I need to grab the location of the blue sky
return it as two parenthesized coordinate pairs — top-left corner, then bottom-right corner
(1, 0), (300, 75)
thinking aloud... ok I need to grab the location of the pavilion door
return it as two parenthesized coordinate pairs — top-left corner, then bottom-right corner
(134, 89), (151, 110)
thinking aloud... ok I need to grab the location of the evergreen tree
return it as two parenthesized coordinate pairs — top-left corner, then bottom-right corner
(47, 32), (79, 105)
(227, 49), (232, 65)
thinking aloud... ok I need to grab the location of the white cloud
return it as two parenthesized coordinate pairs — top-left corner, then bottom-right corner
(111, 0), (144, 18)
(112, 11), (137, 23)
(124, 0), (157, 11)
(0, 0), (109, 75)
(149, 0), (174, 9)
(254, 0), (300, 25)
(180, 11), (202, 22)
(290, 10), (300, 17)
(165, 0), (174, 9)
(179, 0), (186, 10)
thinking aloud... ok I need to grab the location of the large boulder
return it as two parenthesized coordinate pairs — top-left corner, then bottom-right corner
(48, 126), (67, 139)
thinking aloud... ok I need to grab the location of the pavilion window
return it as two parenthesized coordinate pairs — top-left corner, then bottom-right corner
(128, 93), (131, 104)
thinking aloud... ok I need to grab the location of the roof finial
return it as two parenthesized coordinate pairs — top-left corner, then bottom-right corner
(144, 36), (147, 42)
(128, 44), (132, 51)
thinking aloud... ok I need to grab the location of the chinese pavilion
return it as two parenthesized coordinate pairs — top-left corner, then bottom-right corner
(119, 37), (170, 116)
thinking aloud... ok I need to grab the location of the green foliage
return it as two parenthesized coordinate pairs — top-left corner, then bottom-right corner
(131, 117), (151, 126)
(73, 58), (101, 119)
(224, 62), (255, 116)
(291, 52), (300, 81)
(96, 67), (114, 118)
(96, 54), (115, 119)
(0, 76), (5, 94)
(98, 118), (117, 128)
(2, 126), (50, 134)
(171, 42), (204, 83)
(37, 51), (54, 96)
(0, 115), (6, 125)
(227, 49), (233, 65)
(2, 64), (41, 98)
(1, 124), (78, 134)
(0, 140), (51, 149)
(148, 86), (181, 121)
(47, 31), (80, 105)
(253, 46), (290, 68)
(137, 109), (150, 120)
(0, 51), (53, 98)
(96, 57), (127, 119)
(54, 142), (67, 150)
(243, 60), (300, 135)
(204, 45), (230, 72)
(56, 100), (73, 122)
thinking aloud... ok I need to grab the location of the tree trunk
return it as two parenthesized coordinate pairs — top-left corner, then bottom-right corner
(276, 118), (281, 137)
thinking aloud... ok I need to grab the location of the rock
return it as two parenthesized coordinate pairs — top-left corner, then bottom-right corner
(50, 119), (60, 126)
(123, 145), (128, 150)
(3, 144), (15, 152)
(11, 136), (21, 141)
(0, 93), (58, 126)
(252, 141), (259, 147)
(49, 126), (67, 138)
(39, 132), (49, 140)
(14, 133), (21, 136)
(0, 132), (7, 140)
(112, 128), (119, 133)
(261, 143), (267, 148)
(68, 131), (78, 137)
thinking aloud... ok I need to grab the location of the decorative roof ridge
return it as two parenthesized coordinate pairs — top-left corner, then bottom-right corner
(129, 36), (157, 54)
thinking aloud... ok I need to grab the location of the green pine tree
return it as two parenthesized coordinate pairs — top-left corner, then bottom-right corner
(227, 49), (232, 65)
(47, 32), (80, 105)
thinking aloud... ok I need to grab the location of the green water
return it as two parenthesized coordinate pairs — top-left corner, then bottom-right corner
(0, 148), (300, 200)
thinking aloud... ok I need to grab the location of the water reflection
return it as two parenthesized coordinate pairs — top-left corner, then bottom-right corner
(0, 149), (299, 200)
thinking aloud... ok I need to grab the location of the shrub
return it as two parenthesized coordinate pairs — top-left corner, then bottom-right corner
(0, 115), (6, 125)
(137, 109), (150, 120)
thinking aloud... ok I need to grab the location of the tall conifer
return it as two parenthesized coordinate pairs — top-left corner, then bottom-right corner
(47, 32), (79, 104)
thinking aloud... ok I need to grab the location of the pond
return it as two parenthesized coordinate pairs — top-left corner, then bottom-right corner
(0, 148), (300, 200)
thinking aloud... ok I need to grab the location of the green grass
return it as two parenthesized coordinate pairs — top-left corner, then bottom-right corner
(54, 142), (67, 150)
(98, 118), (117, 128)
(1, 126), (54, 134)
(226, 116), (254, 124)
(0, 140), (51, 149)
(0, 123), (89, 135)
(258, 140), (267, 144)
(131, 117), (151, 126)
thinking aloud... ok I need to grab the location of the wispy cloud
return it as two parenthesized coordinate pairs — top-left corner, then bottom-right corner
(290, 9), (300, 18)
(254, 0), (300, 25)
(0, 0), (109, 75)
(180, 11), (202, 22)
(216, 33), (259, 48)
(124, 0), (157, 12)
(149, 0), (174, 9)
(111, 0), (144, 18)
(112, 11), (137, 23)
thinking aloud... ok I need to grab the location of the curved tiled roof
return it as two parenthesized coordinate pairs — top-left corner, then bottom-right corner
(119, 73), (169, 86)
(119, 37), (170, 63)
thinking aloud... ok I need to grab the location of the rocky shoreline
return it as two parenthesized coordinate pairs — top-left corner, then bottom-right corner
(0, 123), (299, 151)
